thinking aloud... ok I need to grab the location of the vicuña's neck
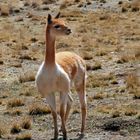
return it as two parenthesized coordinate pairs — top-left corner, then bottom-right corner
(45, 27), (56, 66)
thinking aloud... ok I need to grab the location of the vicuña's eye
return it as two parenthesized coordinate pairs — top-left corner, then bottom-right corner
(54, 25), (60, 29)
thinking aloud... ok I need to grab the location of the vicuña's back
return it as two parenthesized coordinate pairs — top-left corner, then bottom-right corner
(56, 51), (86, 81)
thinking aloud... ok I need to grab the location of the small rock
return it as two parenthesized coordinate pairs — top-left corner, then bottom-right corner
(15, 16), (23, 22)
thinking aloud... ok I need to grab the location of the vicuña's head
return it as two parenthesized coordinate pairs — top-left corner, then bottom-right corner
(46, 12), (71, 37)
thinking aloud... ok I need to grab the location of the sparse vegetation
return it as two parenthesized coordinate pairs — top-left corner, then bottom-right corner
(15, 133), (32, 140)
(0, 125), (6, 138)
(7, 98), (25, 108)
(93, 93), (105, 100)
(72, 108), (80, 114)
(124, 109), (138, 116)
(11, 123), (21, 134)
(112, 111), (121, 118)
(19, 72), (35, 83)
(21, 117), (32, 130)
(29, 104), (51, 115)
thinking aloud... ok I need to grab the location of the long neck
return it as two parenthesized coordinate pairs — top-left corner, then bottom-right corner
(45, 27), (56, 66)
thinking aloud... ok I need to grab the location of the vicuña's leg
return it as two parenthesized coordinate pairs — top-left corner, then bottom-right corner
(75, 76), (87, 136)
(60, 92), (68, 140)
(46, 93), (58, 140)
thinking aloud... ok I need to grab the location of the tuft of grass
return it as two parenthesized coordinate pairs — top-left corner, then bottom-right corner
(0, 4), (12, 16)
(29, 104), (51, 115)
(131, 0), (140, 12)
(72, 108), (80, 114)
(110, 79), (118, 85)
(87, 74), (109, 88)
(11, 123), (21, 134)
(15, 133), (32, 140)
(82, 53), (93, 60)
(4, 109), (22, 116)
(21, 117), (32, 130)
(93, 93), (105, 100)
(19, 55), (32, 60)
(96, 50), (107, 56)
(60, 0), (73, 9)
(12, 109), (22, 116)
(97, 105), (112, 114)
(0, 125), (6, 138)
(86, 62), (102, 71)
(125, 73), (139, 89)
(112, 111), (121, 118)
(133, 90), (140, 99)
(7, 98), (24, 108)
(124, 109), (138, 116)
(19, 72), (35, 83)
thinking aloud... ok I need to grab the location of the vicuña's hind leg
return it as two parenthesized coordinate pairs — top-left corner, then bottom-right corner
(65, 93), (73, 122)
(75, 76), (87, 136)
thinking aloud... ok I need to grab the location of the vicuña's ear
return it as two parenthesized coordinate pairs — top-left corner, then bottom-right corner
(48, 14), (52, 24)
(55, 12), (60, 19)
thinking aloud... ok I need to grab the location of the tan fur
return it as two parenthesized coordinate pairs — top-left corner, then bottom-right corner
(56, 51), (86, 80)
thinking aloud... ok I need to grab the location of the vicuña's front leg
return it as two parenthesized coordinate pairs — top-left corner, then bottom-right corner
(60, 92), (68, 140)
(46, 93), (58, 140)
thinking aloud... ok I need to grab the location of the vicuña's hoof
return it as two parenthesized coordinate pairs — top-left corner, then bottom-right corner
(77, 132), (85, 139)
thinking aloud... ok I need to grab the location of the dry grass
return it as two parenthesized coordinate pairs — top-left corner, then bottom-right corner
(131, 0), (140, 12)
(20, 117), (32, 130)
(96, 105), (113, 114)
(133, 88), (140, 99)
(19, 72), (35, 83)
(82, 52), (93, 60)
(5, 109), (22, 116)
(15, 133), (32, 140)
(86, 62), (102, 71)
(0, 4), (11, 16)
(72, 108), (80, 114)
(29, 104), (51, 115)
(7, 98), (25, 108)
(10, 123), (21, 134)
(116, 54), (135, 64)
(125, 73), (139, 89)
(111, 111), (121, 118)
(0, 124), (6, 138)
(95, 49), (107, 56)
(87, 74), (110, 88)
(93, 92), (105, 100)
(124, 109), (138, 116)
(121, 0), (140, 12)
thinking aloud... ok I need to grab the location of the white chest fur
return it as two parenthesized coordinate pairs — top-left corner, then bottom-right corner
(35, 62), (70, 97)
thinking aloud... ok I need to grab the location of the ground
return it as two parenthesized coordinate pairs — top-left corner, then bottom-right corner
(0, 0), (140, 140)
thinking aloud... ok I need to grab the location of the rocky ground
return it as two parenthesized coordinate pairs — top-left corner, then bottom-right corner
(0, 0), (140, 140)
